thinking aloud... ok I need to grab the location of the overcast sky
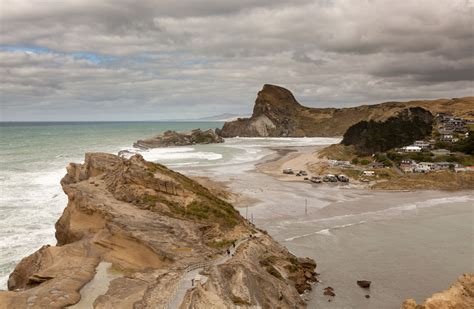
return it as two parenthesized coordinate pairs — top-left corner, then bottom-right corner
(1, 0), (473, 121)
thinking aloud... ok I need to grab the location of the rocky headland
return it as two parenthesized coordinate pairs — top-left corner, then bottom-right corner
(402, 274), (474, 309)
(133, 128), (223, 149)
(218, 84), (473, 137)
(0, 153), (317, 308)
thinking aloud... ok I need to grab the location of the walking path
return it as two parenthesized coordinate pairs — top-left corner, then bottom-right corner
(167, 234), (258, 309)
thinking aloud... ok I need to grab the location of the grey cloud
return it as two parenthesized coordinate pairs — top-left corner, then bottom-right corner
(0, 0), (473, 121)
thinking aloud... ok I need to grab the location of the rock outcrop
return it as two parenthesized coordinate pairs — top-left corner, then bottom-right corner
(218, 84), (473, 137)
(402, 274), (474, 309)
(133, 129), (224, 149)
(0, 153), (316, 308)
(341, 107), (433, 155)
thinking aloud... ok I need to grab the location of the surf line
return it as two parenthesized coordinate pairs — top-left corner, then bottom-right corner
(284, 221), (366, 242)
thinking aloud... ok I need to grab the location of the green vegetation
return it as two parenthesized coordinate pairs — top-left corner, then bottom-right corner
(341, 107), (433, 155)
(450, 132), (473, 155)
(207, 239), (235, 249)
(140, 194), (160, 206)
(266, 265), (283, 279)
(373, 153), (393, 167)
(232, 297), (251, 306)
(144, 161), (242, 229)
(285, 264), (299, 273)
(259, 255), (278, 267)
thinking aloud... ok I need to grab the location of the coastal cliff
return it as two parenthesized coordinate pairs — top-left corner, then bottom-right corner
(133, 128), (223, 149)
(402, 274), (474, 309)
(0, 153), (316, 308)
(218, 84), (474, 137)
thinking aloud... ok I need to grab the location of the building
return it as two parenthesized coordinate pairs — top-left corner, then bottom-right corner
(413, 140), (430, 149)
(440, 134), (454, 142)
(436, 113), (453, 122)
(362, 171), (375, 176)
(435, 162), (452, 170)
(418, 162), (437, 171)
(400, 160), (416, 173)
(402, 146), (422, 152)
(454, 166), (474, 173)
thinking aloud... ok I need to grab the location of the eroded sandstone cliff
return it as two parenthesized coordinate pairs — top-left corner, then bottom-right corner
(0, 153), (316, 308)
(218, 84), (474, 137)
(402, 274), (474, 309)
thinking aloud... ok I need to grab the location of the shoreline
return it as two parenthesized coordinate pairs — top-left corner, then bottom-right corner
(188, 142), (474, 307)
(252, 144), (474, 192)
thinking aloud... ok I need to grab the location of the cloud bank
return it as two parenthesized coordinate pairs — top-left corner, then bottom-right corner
(1, 0), (473, 120)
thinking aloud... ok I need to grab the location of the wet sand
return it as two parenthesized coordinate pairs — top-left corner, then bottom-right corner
(183, 144), (474, 308)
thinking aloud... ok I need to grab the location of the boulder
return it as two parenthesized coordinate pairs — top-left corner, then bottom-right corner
(357, 280), (371, 288)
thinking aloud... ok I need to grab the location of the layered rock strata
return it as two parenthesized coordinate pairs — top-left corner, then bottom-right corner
(0, 153), (316, 308)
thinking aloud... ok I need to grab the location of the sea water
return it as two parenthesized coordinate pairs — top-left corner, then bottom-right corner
(0, 121), (222, 288)
(0, 121), (339, 289)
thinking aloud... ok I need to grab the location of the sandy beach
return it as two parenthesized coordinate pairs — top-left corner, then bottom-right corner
(188, 143), (474, 308)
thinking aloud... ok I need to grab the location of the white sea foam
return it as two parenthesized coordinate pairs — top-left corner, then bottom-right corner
(124, 147), (223, 162)
(285, 221), (367, 241)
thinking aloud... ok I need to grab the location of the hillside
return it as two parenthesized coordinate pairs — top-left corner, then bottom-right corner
(341, 107), (433, 155)
(218, 84), (474, 137)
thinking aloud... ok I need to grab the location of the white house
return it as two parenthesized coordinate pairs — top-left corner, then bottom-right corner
(418, 162), (437, 171)
(440, 134), (454, 142)
(414, 140), (430, 149)
(362, 171), (375, 176)
(402, 146), (422, 152)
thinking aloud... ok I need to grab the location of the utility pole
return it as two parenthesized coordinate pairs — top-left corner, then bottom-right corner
(246, 205), (248, 220)
(251, 213), (253, 224)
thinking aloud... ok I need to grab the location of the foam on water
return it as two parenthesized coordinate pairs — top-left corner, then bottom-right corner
(136, 147), (223, 162)
(283, 195), (474, 243)
(285, 221), (366, 241)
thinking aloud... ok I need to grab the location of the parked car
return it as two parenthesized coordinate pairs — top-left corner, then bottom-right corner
(296, 170), (307, 176)
(324, 174), (338, 182)
(310, 176), (322, 183)
(283, 168), (294, 174)
(337, 174), (349, 182)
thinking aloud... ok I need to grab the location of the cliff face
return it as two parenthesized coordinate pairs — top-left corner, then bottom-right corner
(402, 274), (474, 309)
(218, 84), (474, 137)
(341, 107), (433, 155)
(0, 153), (316, 308)
(133, 129), (224, 149)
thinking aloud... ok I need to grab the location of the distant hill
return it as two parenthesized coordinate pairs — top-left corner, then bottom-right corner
(195, 113), (249, 122)
(217, 84), (474, 137)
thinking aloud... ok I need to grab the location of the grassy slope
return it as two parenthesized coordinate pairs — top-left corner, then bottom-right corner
(296, 97), (474, 136)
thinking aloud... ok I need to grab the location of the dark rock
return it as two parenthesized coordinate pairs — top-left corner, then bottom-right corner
(133, 129), (224, 149)
(357, 280), (372, 288)
(365, 294), (370, 298)
(323, 287), (335, 297)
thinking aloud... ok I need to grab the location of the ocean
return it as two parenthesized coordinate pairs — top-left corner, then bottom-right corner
(0, 121), (222, 288)
(0, 121), (339, 289)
